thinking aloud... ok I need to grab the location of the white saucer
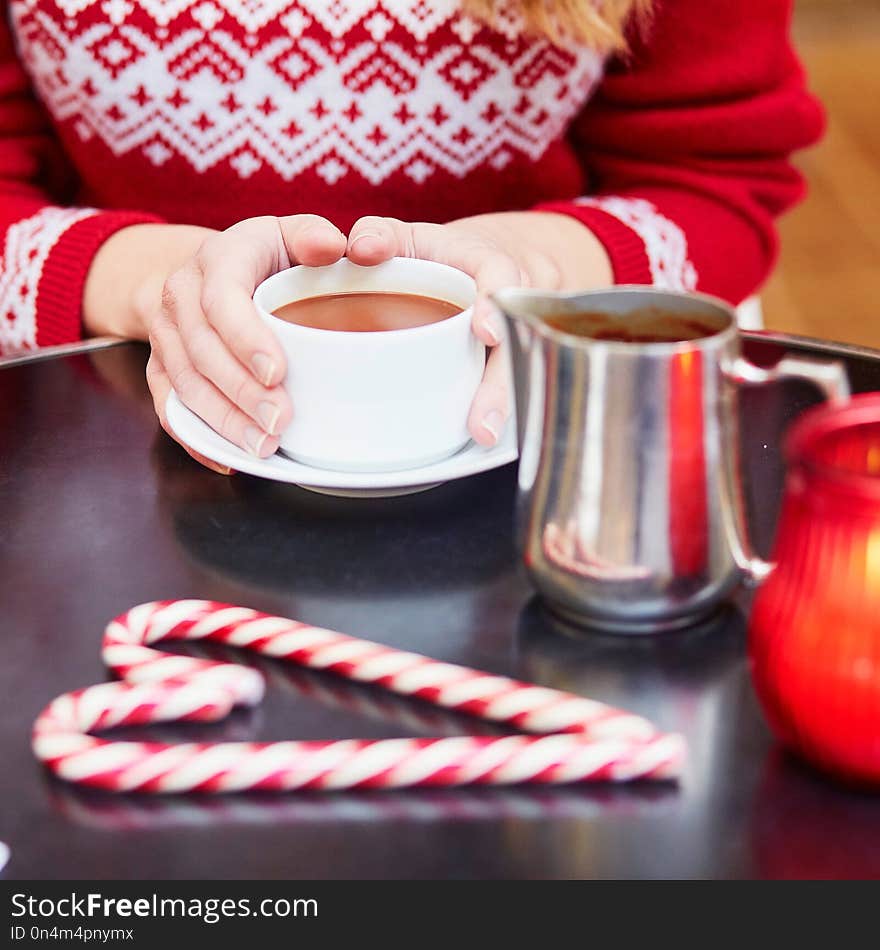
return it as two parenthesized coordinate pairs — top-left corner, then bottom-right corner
(165, 391), (518, 497)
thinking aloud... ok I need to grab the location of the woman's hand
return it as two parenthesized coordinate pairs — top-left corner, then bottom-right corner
(84, 210), (611, 471)
(345, 212), (613, 445)
(84, 215), (347, 472)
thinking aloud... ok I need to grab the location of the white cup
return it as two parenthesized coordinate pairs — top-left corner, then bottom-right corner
(253, 257), (484, 473)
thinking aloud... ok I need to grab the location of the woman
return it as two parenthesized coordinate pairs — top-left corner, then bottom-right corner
(0, 0), (821, 469)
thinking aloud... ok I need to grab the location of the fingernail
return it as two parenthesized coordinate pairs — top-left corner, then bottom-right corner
(484, 313), (503, 346)
(251, 352), (276, 386)
(256, 401), (281, 434)
(244, 425), (268, 456)
(349, 230), (383, 250)
(481, 409), (505, 444)
(476, 299), (503, 345)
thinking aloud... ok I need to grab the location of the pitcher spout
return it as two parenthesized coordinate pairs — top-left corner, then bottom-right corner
(491, 287), (566, 339)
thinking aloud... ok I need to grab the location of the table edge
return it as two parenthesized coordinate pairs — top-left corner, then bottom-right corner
(1, 331), (878, 372)
(742, 330), (880, 362)
(0, 336), (127, 369)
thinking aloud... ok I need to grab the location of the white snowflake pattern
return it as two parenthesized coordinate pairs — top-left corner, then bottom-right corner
(364, 10), (394, 41)
(0, 208), (98, 354)
(191, 2), (223, 30)
(405, 158), (433, 183)
(143, 140), (173, 165)
(575, 196), (699, 292)
(101, 0), (133, 24)
(229, 150), (262, 178)
(316, 157), (348, 184)
(10, 0), (605, 186)
(99, 39), (132, 65)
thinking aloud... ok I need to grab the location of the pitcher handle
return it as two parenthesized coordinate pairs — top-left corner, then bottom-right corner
(724, 354), (851, 584)
(728, 355), (851, 406)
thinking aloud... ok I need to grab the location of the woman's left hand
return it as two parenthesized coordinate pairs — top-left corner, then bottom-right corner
(345, 212), (613, 445)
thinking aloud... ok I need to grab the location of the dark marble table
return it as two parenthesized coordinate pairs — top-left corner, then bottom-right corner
(1, 335), (879, 880)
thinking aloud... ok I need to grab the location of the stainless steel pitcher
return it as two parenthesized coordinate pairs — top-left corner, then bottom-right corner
(493, 286), (850, 632)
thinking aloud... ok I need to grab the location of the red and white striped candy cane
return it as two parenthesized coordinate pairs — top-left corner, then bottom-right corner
(33, 600), (685, 792)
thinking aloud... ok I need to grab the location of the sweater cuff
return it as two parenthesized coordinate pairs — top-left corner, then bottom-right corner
(534, 200), (654, 286)
(36, 210), (164, 348)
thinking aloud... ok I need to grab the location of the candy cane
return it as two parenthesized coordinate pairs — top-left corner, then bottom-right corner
(33, 600), (685, 792)
(181, 639), (506, 738)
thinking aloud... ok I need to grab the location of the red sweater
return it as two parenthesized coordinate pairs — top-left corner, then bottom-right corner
(0, 0), (821, 354)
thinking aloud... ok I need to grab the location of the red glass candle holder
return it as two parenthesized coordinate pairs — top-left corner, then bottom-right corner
(749, 394), (880, 786)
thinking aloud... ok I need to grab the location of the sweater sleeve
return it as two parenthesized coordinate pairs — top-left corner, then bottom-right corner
(0, 5), (160, 355)
(534, 0), (824, 305)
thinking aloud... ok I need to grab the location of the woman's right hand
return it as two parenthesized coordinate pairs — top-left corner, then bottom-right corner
(84, 215), (347, 472)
